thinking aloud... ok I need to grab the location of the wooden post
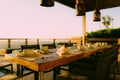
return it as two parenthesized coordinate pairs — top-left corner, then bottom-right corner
(25, 38), (28, 45)
(53, 39), (56, 48)
(82, 16), (86, 46)
(37, 39), (39, 45)
(8, 39), (11, 48)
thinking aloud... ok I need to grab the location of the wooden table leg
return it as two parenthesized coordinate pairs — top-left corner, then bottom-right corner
(20, 66), (24, 75)
(39, 72), (44, 80)
(53, 67), (60, 80)
(34, 72), (39, 80)
(16, 64), (21, 76)
(35, 72), (44, 80)
(69, 62), (73, 70)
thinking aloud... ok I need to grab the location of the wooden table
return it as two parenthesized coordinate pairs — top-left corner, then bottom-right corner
(5, 45), (111, 80)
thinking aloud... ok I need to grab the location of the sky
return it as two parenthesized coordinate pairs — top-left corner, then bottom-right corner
(0, 0), (120, 38)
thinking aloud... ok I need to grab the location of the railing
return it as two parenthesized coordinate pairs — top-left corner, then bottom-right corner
(1, 38), (119, 49)
(0, 38), (82, 49)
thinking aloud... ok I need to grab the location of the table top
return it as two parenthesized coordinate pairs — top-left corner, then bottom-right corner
(5, 45), (112, 72)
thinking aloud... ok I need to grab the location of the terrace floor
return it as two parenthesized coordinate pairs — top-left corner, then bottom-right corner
(1, 53), (120, 80)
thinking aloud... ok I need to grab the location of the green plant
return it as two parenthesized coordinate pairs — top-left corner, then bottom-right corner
(102, 15), (114, 29)
(86, 28), (120, 38)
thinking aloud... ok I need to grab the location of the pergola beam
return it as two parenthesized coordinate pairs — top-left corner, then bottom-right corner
(55, 0), (120, 12)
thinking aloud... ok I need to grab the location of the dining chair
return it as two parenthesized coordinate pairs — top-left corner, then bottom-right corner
(42, 43), (56, 49)
(75, 45), (119, 80)
(41, 44), (55, 54)
(20, 44), (40, 76)
(71, 45), (114, 71)
(19, 44), (54, 79)
(59, 46), (112, 73)
(21, 44), (40, 51)
(110, 45), (119, 80)
(57, 42), (69, 47)
(56, 46), (115, 80)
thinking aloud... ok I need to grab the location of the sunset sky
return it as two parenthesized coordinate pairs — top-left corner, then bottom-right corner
(0, 0), (120, 38)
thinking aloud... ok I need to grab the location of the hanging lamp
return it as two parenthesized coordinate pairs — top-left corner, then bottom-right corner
(93, 0), (101, 21)
(75, 0), (85, 16)
(40, 0), (54, 7)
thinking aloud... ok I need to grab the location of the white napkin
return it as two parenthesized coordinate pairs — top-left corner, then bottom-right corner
(79, 46), (86, 51)
(87, 44), (94, 49)
(41, 46), (49, 53)
(56, 46), (69, 56)
(12, 50), (19, 54)
(0, 49), (6, 55)
(17, 49), (41, 57)
(95, 42), (102, 47)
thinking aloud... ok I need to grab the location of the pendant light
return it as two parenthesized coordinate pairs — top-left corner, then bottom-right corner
(93, 0), (101, 21)
(40, 0), (54, 7)
(75, 0), (85, 16)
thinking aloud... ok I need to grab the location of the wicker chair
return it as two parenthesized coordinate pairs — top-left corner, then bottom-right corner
(42, 43), (56, 49)
(20, 44), (40, 75)
(56, 46), (115, 80)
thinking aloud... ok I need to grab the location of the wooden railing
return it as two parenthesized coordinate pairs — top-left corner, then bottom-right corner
(0, 38), (119, 49)
(0, 38), (81, 49)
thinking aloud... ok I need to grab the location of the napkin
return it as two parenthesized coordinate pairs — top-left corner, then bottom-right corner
(101, 42), (108, 46)
(56, 46), (69, 56)
(0, 49), (6, 55)
(79, 46), (86, 51)
(12, 50), (19, 54)
(40, 46), (49, 53)
(87, 44), (94, 49)
(17, 49), (41, 57)
(95, 42), (102, 47)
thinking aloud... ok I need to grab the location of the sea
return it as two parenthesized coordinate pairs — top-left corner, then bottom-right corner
(0, 39), (69, 49)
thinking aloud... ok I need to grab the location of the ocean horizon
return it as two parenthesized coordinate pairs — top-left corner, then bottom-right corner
(0, 39), (70, 49)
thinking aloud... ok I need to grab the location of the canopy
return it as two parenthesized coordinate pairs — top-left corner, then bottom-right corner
(55, 0), (120, 12)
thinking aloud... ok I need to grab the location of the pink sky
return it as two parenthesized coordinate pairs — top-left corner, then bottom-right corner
(0, 0), (120, 38)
